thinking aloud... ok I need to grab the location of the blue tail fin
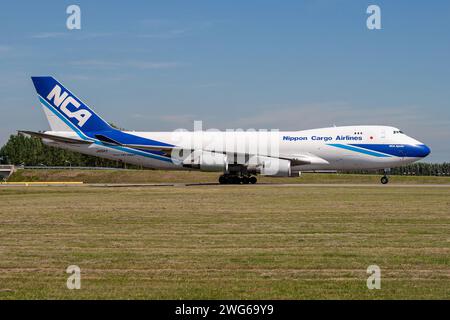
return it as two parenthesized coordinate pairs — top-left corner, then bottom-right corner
(31, 76), (112, 134)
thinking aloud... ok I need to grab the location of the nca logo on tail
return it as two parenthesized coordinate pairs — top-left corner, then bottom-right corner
(47, 85), (92, 127)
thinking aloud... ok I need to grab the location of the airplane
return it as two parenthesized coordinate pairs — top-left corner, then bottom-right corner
(20, 76), (431, 184)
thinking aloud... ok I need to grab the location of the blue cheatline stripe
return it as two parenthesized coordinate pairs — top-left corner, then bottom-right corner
(349, 144), (428, 158)
(327, 143), (391, 158)
(39, 96), (91, 140)
(38, 96), (173, 163)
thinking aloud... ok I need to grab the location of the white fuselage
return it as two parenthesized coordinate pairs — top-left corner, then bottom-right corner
(41, 125), (430, 173)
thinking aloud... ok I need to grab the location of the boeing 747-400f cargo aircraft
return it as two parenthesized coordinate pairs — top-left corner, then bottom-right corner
(21, 76), (431, 184)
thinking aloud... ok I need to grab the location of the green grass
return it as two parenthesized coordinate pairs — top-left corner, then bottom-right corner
(7, 168), (450, 184)
(0, 185), (449, 299)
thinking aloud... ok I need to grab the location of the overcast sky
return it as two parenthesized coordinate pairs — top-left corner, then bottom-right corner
(0, 0), (449, 161)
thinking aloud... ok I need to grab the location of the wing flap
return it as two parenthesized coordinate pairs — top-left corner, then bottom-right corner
(285, 153), (329, 166)
(123, 143), (174, 152)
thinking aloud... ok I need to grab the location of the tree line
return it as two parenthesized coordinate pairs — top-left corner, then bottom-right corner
(387, 162), (450, 176)
(0, 134), (124, 168)
(0, 134), (449, 175)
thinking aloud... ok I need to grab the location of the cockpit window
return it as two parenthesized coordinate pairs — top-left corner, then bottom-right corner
(393, 130), (404, 134)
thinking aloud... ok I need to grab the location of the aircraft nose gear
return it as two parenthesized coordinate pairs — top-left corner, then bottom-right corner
(381, 168), (390, 184)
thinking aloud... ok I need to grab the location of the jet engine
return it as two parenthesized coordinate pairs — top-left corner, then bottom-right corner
(248, 156), (291, 177)
(182, 150), (228, 172)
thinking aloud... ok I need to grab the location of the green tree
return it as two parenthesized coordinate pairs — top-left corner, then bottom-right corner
(0, 134), (122, 167)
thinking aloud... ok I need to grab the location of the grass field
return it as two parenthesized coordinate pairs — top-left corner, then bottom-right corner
(0, 183), (449, 299)
(8, 168), (450, 184)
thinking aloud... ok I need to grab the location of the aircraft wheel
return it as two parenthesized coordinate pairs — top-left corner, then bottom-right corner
(219, 175), (226, 184)
(232, 176), (241, 184)
(381, 176), (389, 184)
(249, 176), (257, 184)
(242, 176), (250, 184)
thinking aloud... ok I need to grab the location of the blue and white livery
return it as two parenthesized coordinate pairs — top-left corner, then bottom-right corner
(22, 76), (431, 184)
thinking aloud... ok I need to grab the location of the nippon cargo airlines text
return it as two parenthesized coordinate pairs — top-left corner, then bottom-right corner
(283, 135), (363, 142)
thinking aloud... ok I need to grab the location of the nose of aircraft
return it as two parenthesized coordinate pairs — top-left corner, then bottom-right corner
(415, 144), (431, 158)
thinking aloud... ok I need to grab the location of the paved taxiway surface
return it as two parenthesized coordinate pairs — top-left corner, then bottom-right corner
(2, 182), (450, 188)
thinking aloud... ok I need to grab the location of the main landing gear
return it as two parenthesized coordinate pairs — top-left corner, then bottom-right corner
(218, 174), (257, 185)
(380, 168), (390, 184)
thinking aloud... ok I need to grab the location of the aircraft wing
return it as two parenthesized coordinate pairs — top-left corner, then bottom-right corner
(18, 131), (93, 144)
(121, 146), (329, 166)
(122, 143), (174, 153)
(94, 134), (174, 156)
(280, 153), (329, 165)
(95, 133), (329, 165)
(122, 143), (175, 157)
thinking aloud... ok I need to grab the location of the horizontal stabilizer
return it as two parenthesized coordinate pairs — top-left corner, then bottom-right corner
(18, 131), (92, 144)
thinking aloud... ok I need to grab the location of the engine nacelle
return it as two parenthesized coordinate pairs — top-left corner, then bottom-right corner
(248, 156), (291, 177)
(182, 150), (228, 172)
